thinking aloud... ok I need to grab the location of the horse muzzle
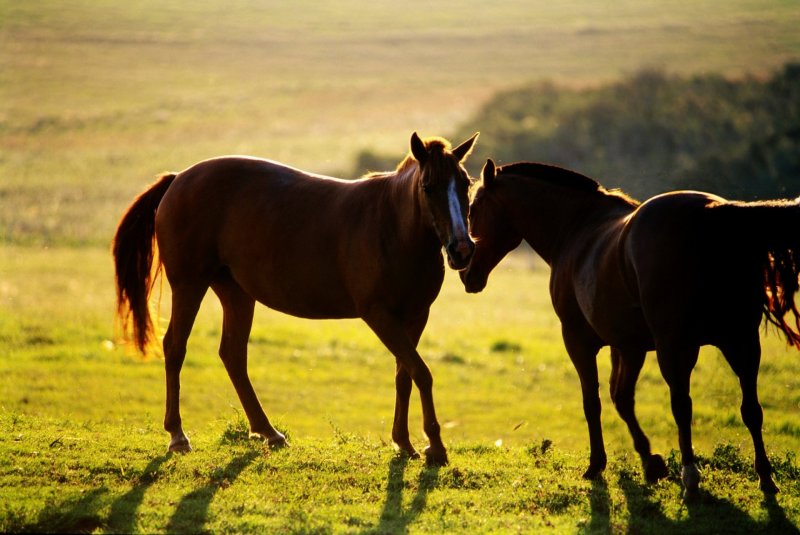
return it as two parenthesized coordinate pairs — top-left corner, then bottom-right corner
(459, 266), (487, 293)
(446, 238), (475, 271)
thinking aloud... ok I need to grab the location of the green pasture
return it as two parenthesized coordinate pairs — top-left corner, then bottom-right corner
(3, 0), (800, 532)
(3, 248), (800, 532)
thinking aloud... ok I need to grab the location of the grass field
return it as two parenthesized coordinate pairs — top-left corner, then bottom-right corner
(3, 0), (800, 532)
(3, 248), (800, 532)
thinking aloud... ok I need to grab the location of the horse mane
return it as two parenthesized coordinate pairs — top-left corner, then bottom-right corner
(497, 162), (639, 207)
(361, 137), (451, 180)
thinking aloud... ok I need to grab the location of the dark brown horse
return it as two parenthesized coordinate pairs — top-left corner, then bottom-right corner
(113, 132), (478, 464)
(462, 158), (800, 496)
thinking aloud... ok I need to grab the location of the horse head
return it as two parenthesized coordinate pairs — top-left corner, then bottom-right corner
(461, 158), (523, 293)
(410, 131), (478, 270)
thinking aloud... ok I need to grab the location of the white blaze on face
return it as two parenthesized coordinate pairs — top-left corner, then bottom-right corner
(448, 176), (468, 242)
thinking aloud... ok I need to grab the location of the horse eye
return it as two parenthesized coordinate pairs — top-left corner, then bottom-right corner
(421, 183), (432, 194)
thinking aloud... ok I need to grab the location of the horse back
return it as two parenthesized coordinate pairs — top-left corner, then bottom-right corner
(154, 156), (443, 319)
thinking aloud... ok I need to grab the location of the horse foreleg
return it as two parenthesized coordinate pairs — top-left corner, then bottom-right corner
(609, 347), (667, 483)
(656, 344), (700, 499)
(212, 277), (286, 448)
(721, 338), (778, 494)
(163, 283), (206, 453)
(390, 312), (430, 459)
(563, 327), (605, 479)
(364, 309), (447, 465)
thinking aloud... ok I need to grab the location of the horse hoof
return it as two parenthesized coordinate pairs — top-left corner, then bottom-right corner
(247, 431), (288, 449)
(683, 486), (700, 502)
(582, 458), (607, 480)
(423, 446), (448, 466)
(582, 466), (605, 480)
(760, 478), (780, 494)
(266, 434), (288, 449)
(168, 436), (192, 453)
(393, 440), (420, 460)
(404, 449), (421, 460)
(644, 454), (668, 483)
(682, 464), (701, 496)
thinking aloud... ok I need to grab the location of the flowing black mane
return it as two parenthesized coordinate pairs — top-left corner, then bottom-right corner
(497, 162), (638, 206)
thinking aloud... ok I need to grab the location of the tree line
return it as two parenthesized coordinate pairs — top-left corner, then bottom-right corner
(356, 63), (800, 201)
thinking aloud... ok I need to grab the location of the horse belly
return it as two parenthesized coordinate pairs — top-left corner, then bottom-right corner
(574, 279), (654, 349)
(226, 247), (359, 319)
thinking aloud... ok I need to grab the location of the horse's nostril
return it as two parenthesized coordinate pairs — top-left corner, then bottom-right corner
(455, 239), (475, 260)
(446, 240), (474, 269)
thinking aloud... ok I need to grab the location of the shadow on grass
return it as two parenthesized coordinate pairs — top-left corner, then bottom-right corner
(165, 450), (259, 534)
(26, 487), (109, 533)
(107, 454), (171, 532)
(585, 477), (611, 534)
(618, 473), (800, 534)
(19, 450), (260, 534)
(759, 494), (800, 535)
(20, 455), (171, 533)
(369, 455), (440, 534)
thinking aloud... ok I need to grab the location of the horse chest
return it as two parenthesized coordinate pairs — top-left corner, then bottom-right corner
(380, 256), (444, 311)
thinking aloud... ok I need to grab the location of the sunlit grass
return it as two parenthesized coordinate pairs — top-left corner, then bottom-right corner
(3, 246), (800, 531)
(3, 246), (800, 457)
(2, 1), (800, 530)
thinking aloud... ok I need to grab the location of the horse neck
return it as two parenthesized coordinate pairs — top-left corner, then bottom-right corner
(380, 160), (440, 252)
(504, 179), (623, 264)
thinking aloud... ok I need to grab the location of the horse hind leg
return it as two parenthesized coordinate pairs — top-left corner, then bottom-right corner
(212, 274), (286, 448)
(609, 347), (667, 483)
(655, 343), (700, 499)
(720, 337), (779, 494)
(163, 282), (207, 453)
(392, 363), (418, 458)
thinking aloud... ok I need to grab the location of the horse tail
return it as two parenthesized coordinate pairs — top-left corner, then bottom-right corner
(763, 245), (800, 348)
(112, 173), (177, 354)
(743, 199), (800, 348)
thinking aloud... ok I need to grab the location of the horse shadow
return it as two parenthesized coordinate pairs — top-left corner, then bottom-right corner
(367, 455), (440, 534)
(19, 455), (171, 533)
(25, 487), (109, 533)
(585, 477), (611, 534)
(28, 449), (258, 533)
(615, 473), (800, 534)
(165, 450), (259, 534)
(107, 453), (171, 532)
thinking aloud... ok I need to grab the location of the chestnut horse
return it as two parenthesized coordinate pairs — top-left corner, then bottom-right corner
(113, 132), (478, 464)
(462, 159), (800, 496)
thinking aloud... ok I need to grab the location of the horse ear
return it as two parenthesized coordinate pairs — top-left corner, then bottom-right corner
(410, 132), (428, 165)
(453, 132), (479, 162)
(481, 158), (496, 187)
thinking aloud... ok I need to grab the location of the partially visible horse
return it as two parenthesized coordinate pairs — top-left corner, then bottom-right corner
(113, 132), (478, 464)
(462, 158), (800, 496)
